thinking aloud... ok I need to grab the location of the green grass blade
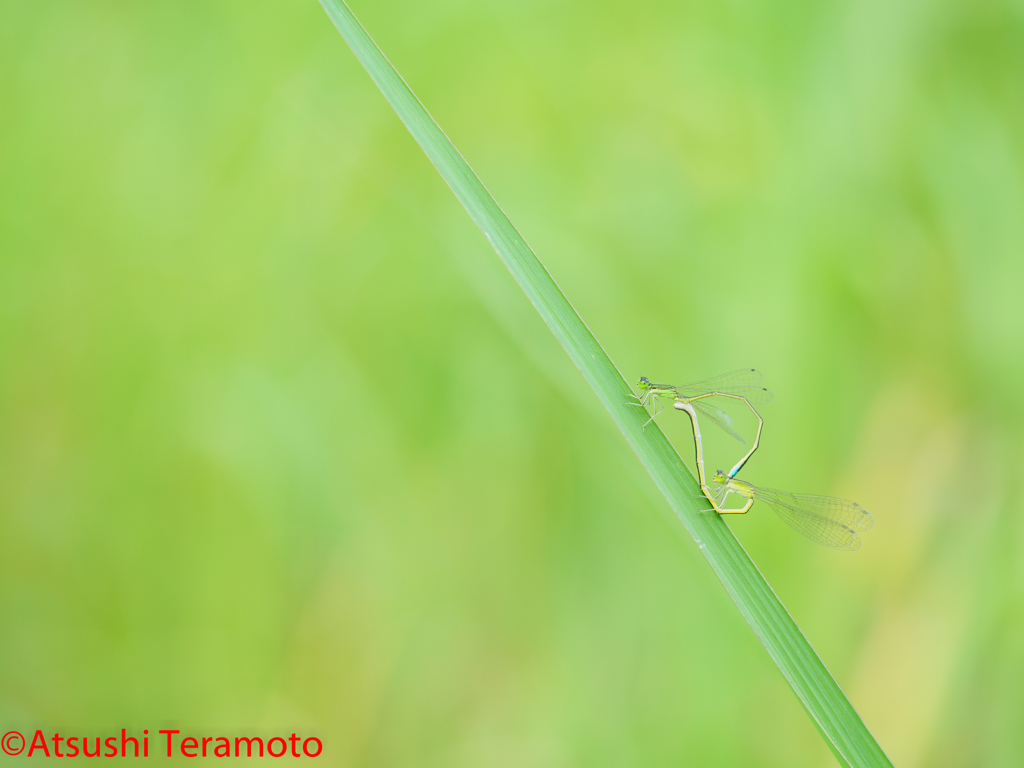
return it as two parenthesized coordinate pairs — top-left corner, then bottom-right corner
(318, 2), (893, 765)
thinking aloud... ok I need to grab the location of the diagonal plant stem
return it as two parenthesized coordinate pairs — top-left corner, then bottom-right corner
(318, 2), (893, 765)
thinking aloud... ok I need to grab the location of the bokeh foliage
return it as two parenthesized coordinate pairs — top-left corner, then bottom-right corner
(1, 0), (1022, 766)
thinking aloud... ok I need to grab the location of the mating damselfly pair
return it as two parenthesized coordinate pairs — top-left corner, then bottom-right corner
(630, 370), (873, 551)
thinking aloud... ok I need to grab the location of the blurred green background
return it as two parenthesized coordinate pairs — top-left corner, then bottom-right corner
(1, 0), (1023, 765)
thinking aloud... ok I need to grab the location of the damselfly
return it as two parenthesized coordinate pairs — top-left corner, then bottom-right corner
(632, 369), (772, 481)
(708, 470), (874, 551)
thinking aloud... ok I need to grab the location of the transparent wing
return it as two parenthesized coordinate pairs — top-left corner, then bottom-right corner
(675, 368), (774, 406)
(785, 493), (874, 532)
(690, 398), (746, 444)
(753, 487), (873, 550)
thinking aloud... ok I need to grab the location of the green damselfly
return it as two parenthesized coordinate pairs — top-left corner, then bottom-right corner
(632, 369), (772, 481)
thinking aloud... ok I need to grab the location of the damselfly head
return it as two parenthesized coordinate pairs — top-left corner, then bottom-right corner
(637, 376), (651, 391)
(713, 470), (727, 485)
